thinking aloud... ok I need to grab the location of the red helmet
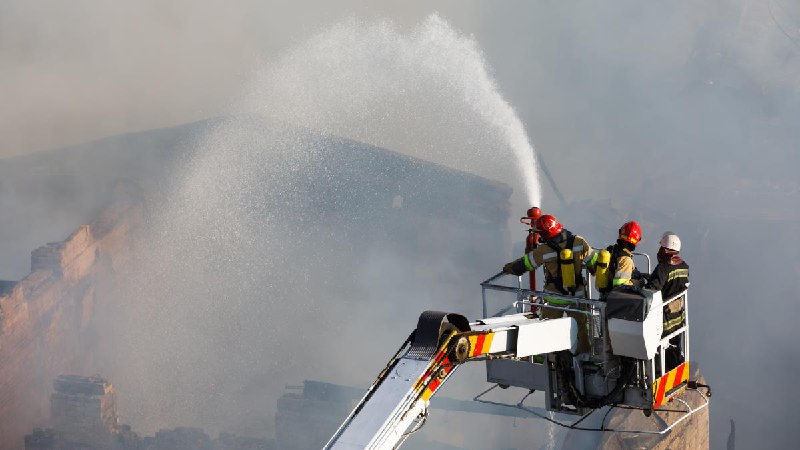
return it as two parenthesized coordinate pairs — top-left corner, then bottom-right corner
(526, 207), (542, 221)
(535, 214), (562, 239)
(618, 221), (642, 245)
(520, 206), (543, 227)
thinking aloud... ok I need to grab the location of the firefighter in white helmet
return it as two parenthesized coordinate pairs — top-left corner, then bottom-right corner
(646, 232), (689, 297)
(646, 231), (690, 337)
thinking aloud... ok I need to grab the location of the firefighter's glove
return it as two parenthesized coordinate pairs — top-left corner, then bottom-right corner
(503, 258), (527, 276)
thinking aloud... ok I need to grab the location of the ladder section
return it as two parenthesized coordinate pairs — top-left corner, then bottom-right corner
(325, 311), (468, 450)
(326, 356), (445, 449)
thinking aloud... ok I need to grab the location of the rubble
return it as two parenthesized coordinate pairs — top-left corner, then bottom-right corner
(25, 375), (275, 450)
(275, 381), (355, 450)
(23, 428), (54, 449)
(50, 375), (119, 448)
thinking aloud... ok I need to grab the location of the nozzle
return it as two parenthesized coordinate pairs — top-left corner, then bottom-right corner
(520, 206), (542, 227)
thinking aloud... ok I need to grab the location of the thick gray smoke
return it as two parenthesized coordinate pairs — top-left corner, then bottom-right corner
(94, 16), (540, 447)
(3, 1), (798, 449)
(476, 3), (799, 449)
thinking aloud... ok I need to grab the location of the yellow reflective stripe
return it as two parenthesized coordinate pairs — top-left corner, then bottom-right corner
(588, 252), (598, 267)
(667, 269), (689, 282)
(612, 278), (631, 286)
(523, 253), (535, 271)
(543, 296), (572, 306)
(664, 313), (686, 330)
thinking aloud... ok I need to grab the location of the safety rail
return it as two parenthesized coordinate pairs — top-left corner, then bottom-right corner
(481, 272), (609, 355)
(478, 268), (701, 430)
(473, 383), (709, 436)
(631, 251), (652, 274)
(488, 250), (653, 305)
(482, 272), (689, 364)
(654, 290), (690, 378)
(481, 272), (603, 317)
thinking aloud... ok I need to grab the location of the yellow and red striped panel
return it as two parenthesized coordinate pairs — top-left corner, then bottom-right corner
(420, 356), (450, 402)
(417, 349), (452, 402)
(416, 332), (496, 402)
(467, 332), (495, 358)
(653, 361), (690, 409)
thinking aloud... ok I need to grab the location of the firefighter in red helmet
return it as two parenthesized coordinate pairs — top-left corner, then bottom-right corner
(503, 215), (591, 293)
(587, 221), (643, 294)
(503, 214), (593, 353)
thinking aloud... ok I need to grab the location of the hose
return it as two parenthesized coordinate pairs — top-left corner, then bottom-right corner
(688, 380), (712, 397)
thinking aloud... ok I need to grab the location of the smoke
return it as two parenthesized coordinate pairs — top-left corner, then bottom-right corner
(246, 14), (540, 206)
(477, 2), (800, 449)
(0, 2), (539, 207)
(94, 15), (538, 444)
(3, 1), (798, 448)
(0, 1), (256, 157)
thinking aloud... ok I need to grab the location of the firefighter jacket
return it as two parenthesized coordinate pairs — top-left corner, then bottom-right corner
(504, 230), (591, 296)
(647, 248), (689, 335)
(612, 247), (636, 288)
(586, 243), (639, 293)
(646, 250), (689, 300)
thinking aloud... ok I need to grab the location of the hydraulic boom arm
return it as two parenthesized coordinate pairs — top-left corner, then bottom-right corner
(324, 310), (577, 449)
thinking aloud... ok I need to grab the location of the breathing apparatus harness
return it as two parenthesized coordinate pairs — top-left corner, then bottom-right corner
(542, 231), (580, 296)
(598, 245), (621, 295)
(598, 242), (636, 295)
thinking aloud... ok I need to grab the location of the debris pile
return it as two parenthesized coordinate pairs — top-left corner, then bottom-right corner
(24, 375), (275, 450)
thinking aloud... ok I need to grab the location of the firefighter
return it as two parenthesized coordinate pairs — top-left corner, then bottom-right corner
(502, 214), (592, 352)
(587, 221), (643, 294)
(646, 231), (690, 336)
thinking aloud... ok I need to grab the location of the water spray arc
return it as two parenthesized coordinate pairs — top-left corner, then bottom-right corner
(246, 13), (542, 208)
(103, 14), (544, 446)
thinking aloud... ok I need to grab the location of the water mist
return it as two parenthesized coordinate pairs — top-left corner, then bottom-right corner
(247, 14), (541, 207)
(99, 14), (543, 447)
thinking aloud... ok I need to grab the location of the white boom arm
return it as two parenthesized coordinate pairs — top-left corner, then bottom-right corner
(324, 311), (577, 450)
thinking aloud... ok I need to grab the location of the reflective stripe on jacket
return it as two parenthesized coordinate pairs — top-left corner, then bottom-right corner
(522, 231), (591, 297)
(647, 261), (690, 299)
(586, 246), (635, 289)
(612, 251), (635, 286)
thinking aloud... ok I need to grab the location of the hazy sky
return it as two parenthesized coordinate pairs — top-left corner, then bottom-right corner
(2, 1), (799, 449)
(0, 1), (483, 157)
(2, 1), (798, 162)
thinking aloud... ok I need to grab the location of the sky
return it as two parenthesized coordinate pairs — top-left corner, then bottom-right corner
(1, 1), (799, 449)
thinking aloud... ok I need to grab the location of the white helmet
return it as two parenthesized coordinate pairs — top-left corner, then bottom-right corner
(659, 232), (681, 252)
